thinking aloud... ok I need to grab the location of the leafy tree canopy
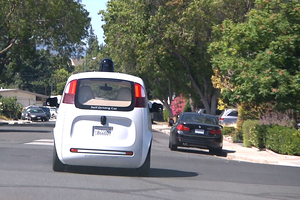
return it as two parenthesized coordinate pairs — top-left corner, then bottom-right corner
(209, 0), (300, 112)
(0, 0), (91, 83)
(100, 0), (255, 115)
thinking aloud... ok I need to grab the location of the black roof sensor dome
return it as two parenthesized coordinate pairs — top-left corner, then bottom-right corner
(99, 58), (114, 72)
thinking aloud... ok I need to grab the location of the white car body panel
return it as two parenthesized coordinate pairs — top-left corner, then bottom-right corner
(53, 72), (152, 169)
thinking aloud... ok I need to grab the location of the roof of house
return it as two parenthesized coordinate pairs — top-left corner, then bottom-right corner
(71, 58), (84, 66)
(0, 89), (49, 98)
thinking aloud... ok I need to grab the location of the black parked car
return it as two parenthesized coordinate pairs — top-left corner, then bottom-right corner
(169, 112), (223, 155)
(26, 108), (49, 122)
(24, 106), (51, 120)
(40, 106), (51, 119)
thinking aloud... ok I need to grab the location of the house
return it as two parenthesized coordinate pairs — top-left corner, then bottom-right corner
(71, 58), (84, 66)
(0, 88), (49, 108)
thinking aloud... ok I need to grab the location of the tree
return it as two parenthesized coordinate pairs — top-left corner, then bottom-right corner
(3, 49), (72, 96)
(50, 68), (71, 95)
(100, 0), (255, 117)
(209, 0), (300, 124)
(0, 0), (90, 83)
(86, 26), (100, 56)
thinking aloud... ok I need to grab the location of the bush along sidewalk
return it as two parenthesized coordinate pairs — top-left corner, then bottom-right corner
(242, 122), (300, 156)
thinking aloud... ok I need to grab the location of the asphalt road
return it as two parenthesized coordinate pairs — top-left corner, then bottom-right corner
(0, 122), (300, 200)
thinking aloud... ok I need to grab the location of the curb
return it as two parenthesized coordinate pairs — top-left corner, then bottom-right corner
(152, 125), (300, 167)
(226, 154), (279, 165)
(0, 121), (9, 126)
(0, 120), (55, 127)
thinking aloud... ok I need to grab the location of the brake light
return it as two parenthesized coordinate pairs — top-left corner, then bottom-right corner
(219, 118), (224, 121)
(177, 124), (190, 131)
(134, 83), (147, 107)
(62, 80), (77, 104)
(209, 129), (222, 134)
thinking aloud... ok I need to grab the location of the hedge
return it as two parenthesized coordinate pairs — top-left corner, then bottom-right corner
(249, 124), (300, 155)
(242, 120), (259, 147)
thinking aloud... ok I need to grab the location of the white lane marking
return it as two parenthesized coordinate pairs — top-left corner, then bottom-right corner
(25, 139), (53, 146)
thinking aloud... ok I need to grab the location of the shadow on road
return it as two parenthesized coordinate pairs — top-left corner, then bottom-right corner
(62, 166), (198, 178)
(175, 147), (236, 157)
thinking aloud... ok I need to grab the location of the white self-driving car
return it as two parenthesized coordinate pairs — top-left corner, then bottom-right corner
(51, 67), (153, 176)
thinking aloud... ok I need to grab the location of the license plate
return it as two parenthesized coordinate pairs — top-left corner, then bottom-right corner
(195, 129), (205, 134)
(37, 117), (41, 119)
(93, 126), (113, 136)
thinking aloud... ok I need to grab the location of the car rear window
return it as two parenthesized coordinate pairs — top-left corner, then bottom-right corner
(75, 78), (134, 111)
(181, 115), (217, 125)
(228, 111), (238, 116)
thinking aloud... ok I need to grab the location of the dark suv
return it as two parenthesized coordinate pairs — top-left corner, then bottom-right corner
(26, 106), (50, 121)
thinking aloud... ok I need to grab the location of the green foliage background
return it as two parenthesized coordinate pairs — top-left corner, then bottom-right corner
(0, 95), (23, 119)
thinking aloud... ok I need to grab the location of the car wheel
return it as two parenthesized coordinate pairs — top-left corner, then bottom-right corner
(136, 147), (151, 177)
(53, 146), (65, 172)
(209, 147), (223, 156)
(169, 137), (177, 151)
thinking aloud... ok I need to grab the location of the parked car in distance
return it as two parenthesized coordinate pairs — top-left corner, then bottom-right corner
(198, 108), (223, 116)
(24, 106), (51, 121)
(219, 108), (238, 127)
(21, 109), (30, 120)
(40, 106), (51, 120)
(49, 65), (153, 176)
(169, 112), (223, 155)
(26, 107), (48, 122)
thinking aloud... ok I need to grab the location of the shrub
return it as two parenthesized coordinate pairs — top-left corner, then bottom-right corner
(242, 120), (259, 147)
(170, 94), (186, 116)
(234, 130), (243, 142)
(163, 109), (169, 122)
(222, 127), (236, 136)
(249, 124), (267, 149)
(260, 110), (294, 128)
(183, 100), (191, 112)
(265, 125), (300, 155)
(0, 96), (23, 119)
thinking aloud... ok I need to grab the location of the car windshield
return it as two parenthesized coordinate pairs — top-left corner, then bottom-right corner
(181, 114), (217, 125)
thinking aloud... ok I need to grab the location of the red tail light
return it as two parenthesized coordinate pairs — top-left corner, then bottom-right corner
(62, 80), (77, 104)
(134, 83), (147, 107)
(209, 129), (222, 134)
(219, 118), (224, 121)
(70, 148), (78, 153)
(177, 124), (190, 131)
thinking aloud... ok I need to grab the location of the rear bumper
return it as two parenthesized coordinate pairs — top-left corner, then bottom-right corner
(175, 134), (223, 149)
(60, 146), (147, 169)
(31, 116), (47, 121)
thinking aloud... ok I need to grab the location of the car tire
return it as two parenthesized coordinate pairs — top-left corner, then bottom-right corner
(169, 137), (178, 151)
(209, 147), (223, 156)
(53, 146), (65, 172)
(137, 147), (151, 177)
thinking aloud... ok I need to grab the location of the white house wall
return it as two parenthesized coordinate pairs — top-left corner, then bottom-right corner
(0, 90), (46, 108)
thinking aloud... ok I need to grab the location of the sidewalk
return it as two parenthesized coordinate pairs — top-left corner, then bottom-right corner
(0, 119), (32, 125)
(152, 123), (300, 168)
